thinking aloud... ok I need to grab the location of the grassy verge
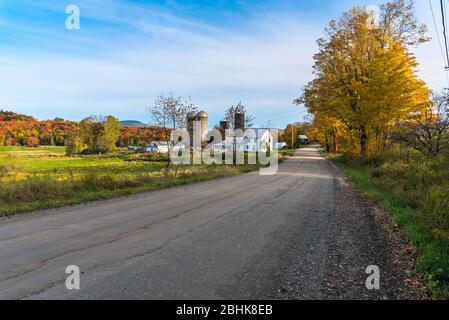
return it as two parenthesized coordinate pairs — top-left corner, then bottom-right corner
(278, 149), (299, 157)
(331, 156), (449, 298)
(0, 164), (260, 217)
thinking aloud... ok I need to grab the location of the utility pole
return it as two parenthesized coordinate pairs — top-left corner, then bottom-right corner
(291, 124), (296, 149)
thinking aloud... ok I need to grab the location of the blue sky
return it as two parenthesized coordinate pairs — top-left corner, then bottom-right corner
(0, 0), (446, 128)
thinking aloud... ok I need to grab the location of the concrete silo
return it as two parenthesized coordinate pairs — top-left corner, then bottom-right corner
(196, 111), (208, 143)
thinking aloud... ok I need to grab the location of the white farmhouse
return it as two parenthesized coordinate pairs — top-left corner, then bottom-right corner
(243, 128), (275, 152)
(210, 128), (275, 153)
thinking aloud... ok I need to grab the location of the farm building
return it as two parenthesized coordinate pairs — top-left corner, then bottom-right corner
(243, 128), (275, 152)
(209, 128), (275, 153)
(298, 135), (309, 145)
(144, 141), (186, 153)
(275, 142), (288, 149)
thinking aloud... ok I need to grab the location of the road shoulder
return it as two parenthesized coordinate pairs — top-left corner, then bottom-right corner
(318, 162), (430, 300)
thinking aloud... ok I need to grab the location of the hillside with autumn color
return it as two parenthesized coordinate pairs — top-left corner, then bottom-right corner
(0, 110), (167, 147)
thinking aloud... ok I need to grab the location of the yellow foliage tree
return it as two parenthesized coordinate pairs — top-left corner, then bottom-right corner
(298, 0), (430, 158)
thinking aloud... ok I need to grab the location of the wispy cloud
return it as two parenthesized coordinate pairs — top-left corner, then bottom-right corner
(0, 0), (320, 127)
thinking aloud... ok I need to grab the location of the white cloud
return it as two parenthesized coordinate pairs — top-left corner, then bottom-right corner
(0, 2), (318, 127)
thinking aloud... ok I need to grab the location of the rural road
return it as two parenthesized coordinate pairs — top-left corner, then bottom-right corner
(0, 146), (421, 300)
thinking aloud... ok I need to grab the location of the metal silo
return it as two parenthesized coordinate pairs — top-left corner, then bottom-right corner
(234, 112), (245, 131)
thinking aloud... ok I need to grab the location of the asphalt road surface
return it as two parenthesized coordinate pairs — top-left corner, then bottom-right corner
(0, 146), (421, 300)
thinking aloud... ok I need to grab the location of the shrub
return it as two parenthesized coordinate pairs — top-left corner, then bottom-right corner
(65, 135), (86, 155)
(0, 177), (73, 203)
(140, 152), (168, 162)
(25, 136), (40, 148)
(0, 164), (13, 179)
(419, 185), (449, 241)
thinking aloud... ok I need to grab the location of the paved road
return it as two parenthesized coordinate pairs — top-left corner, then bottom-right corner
(0, 146), (419, 300)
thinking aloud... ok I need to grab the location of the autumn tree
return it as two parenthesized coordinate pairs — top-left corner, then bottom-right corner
(25, 136), (40, 148)
(283, 123), (310, 148)
(65, 133), (86, 155)
(66, 115), (120, 154)
(298, 0), (430, 158)
(0, 110), (164, 149)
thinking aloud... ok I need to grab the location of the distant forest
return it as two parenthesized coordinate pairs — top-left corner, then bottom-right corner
(0, 110), (167, 147)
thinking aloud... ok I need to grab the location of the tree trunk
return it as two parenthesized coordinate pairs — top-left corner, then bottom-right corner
(360, 126), (368, 158)
(332, 131), (337, 154)
(325, 133), (331, 154)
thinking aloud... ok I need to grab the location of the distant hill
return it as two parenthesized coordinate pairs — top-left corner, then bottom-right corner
(0, 110), (36, 122)
(119, 120), (148, 128)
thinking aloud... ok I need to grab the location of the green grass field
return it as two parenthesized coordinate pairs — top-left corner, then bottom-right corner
(0, 146), (290, 217)
(0, 146), (164, 181)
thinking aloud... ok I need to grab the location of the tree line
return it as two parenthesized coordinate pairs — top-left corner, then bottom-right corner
(0, 110), (168, 153)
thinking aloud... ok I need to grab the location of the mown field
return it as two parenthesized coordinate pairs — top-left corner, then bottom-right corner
(0, 146), (164, 181)
(0, 146), (289, 217)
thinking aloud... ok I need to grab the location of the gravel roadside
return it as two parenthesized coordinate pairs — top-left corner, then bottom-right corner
(220, 163), (429, 300)
(318, 175), (429, 300)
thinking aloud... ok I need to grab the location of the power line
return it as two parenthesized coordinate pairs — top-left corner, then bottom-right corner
(425, 77), (449, 85)
(430, 0), (447, 68)
(422, 70), (447, 77)
(444, 0), (449, 88)
(445, 0), (449, 36)
(440, 0), (449, 68)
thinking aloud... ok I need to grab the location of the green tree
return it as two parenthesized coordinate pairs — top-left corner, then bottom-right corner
(65, 133), (86, 155)
(66, 115), (121, 154)
(100, 116), (121, 152)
